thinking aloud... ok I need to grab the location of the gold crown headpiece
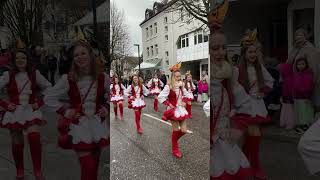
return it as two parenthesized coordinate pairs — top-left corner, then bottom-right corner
(185, 70), (192, 77)
(240, 28), (257, 46)
(77, 27), (87, 42)
(169, 62), (181, 72)
(208, 0), (229, 32)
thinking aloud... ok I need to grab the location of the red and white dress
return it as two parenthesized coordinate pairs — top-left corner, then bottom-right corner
(44, 73), (109, 150)
(184, 81), (195, 101)
(233, 65), (274, 130)
(147, 78), (164, 95)
(110, 83), (125, 103)
(0, 70), (51, 129)
(125, 84), (149, 110)
(211, 79), (252, 180)
(158, 83), (193, 121)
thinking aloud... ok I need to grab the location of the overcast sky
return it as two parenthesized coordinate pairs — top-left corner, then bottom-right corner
(111, 0), (161, 56)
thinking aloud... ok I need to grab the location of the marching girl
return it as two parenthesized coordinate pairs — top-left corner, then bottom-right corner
(147, 73), (164, 112)
(0, 48), (51, 180)
(44, 40), (109, 180)
(158, 63), (193, 158)
(110, 75), (125, 120)
(125, 74), (149, 134)
(235, 37), (274, 180)
(184, 71), (195, 118)
(209, 30), (253, 180)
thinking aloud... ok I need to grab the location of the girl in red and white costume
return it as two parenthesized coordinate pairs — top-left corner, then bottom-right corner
(184, 71), (195, 118)
(0, 48), (51, 180)
(44, 41), (109, 180)
(158, 63), (193, 158)
(233, 32), (274, 180)
(147, 73), (164, 112)
(125, 74), (149, 134)
(110, 75), (125, 120)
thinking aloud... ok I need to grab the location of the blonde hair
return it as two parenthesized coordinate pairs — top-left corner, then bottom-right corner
(70, 41), (98, 80)
(169, 71), (180, 89)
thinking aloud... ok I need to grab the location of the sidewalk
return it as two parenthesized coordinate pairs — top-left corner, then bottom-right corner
(262, 124), (301, 143)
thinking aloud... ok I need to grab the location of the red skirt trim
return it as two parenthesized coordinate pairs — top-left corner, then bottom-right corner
(131, 104), (146, 110)
(161, 108), (189, 121)
(231, 113), (271, 131)
(58, 135), (108, 150)
(110, 99), (124, 103)
(150, 92), (160, 96)
(211, 167), (253, 180)
(0, 118), (47, 129)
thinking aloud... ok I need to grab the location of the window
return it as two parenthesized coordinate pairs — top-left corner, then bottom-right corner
(155, 44), (158, 55)
(166, 60), (169, 66)
(151, 46), (154, 56)
(178, 35), (189, 49)
(194, 30), (209, 45)
(150, 25), (153, 36)
(146, 28), (149, 38)
(146, 12), (149, 19)
(164, 17), (168, 24)
(154, 23), (158, 34)
(165, 35), (168, 41)
(165, 51), (169, 57)
(147, 48), (150, 57)
(165, 26), (168, 32)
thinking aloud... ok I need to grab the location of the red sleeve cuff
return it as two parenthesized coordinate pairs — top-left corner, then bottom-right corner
(261, 86), (272, 95)
(163, 100), (170, 106)
(0, 100), (9, 110)
(36, 98), (44, 107)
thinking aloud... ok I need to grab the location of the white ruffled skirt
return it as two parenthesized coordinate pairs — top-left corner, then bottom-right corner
(69, 114), (109, 150)
(1, 104), (46, 129)
(132, 98), (146, 109)
(150, 88), (161, 95)
(110, 95), (124, 102)
(211, 138), (251, 178)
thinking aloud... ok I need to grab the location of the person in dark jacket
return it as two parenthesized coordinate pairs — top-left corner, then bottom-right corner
(58, 46), (72, 75)
(31, 45), (49, 79)
(159, 69), (167, 89)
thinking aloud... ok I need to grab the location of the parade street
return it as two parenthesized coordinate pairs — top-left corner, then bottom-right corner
(0, 106), (110, 180)
(110, 97), (210, 180)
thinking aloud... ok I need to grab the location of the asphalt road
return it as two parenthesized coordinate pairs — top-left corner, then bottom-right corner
(0, 107), (110, 180)
(110, 98), (210, 180)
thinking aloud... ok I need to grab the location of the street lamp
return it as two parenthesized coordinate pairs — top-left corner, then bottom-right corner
(134, 44), (141, 74)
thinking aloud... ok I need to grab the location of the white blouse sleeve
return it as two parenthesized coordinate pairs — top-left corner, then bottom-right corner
(160, 80), (164, 87)
(262, 65), (274, 88)
(43, 75), (70, 111)
(110, 84), (113, 90)
(0, 71), (9, 90)
(147, 79), (152, 88)
(36, 70), (52, 92)
(142, 85), (149, 96)
(121, 84), (126, 90)
(203, 100), (210, 117)
(158, 85), (170, 104)
(124, 85), (132, 97)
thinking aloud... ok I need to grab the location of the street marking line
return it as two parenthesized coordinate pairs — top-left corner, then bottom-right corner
(143, 113), (193, 134)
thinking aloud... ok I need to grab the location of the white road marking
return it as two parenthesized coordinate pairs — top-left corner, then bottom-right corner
(143, 113), (193, 134)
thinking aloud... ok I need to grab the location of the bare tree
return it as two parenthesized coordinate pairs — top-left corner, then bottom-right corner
(110, 2), (131, 77)
(166, 0), (226, 33)
(2, 0), (49, 46)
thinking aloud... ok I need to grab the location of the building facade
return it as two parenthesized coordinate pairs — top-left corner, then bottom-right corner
(140, 1), (209, 81)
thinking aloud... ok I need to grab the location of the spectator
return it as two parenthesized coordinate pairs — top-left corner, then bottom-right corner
(58, 46), (72, 75)
(31, 45), (48, 79)
(46, 51), (57, 85)
(159, 69), (167, 89)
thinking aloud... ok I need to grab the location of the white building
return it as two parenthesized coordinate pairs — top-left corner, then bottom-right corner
(140, 1), (208, 80)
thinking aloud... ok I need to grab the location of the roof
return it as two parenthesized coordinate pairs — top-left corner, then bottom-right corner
(140, 0), (178, 26)
(124, 56), (140, 66)
(74, 1), (109, 26)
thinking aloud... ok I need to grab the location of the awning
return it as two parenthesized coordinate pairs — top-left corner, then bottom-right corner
(134, 58), (161, 70)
